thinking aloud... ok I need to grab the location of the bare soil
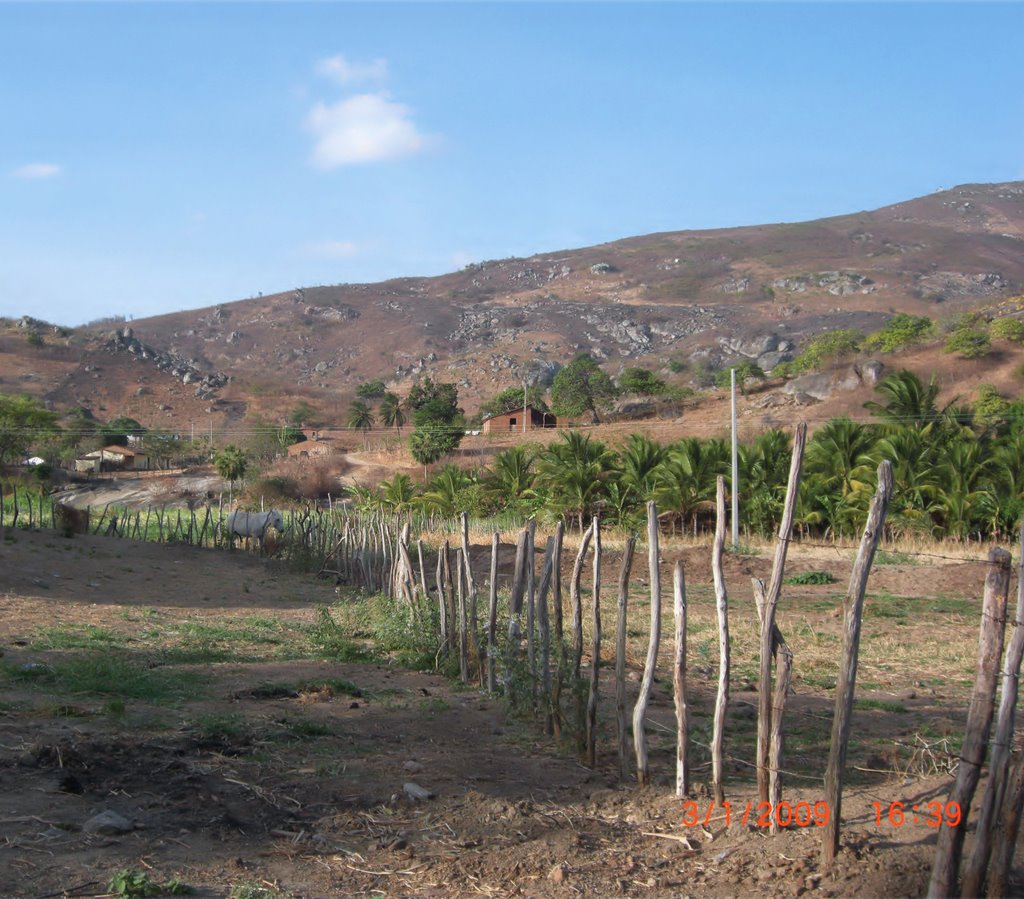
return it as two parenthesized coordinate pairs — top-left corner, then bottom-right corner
(0, 527), (1019, 898)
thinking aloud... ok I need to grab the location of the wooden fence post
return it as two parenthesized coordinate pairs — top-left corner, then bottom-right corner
(711, 476), (730, 804)
(821, 460), (894, 867)
(537, 537), (555, 734)
(988, 745), (1024, 898)
(927, 546), (1011, 897)
(551, 520), (566, 739)
(487, 531), (500, 693)
(673, 560), (689, 798)
(456, 547), (469, 684)
(633, 501), (662, 787)
(962, 523), (1024, 898)
(615, 536), (637, 778)
(757, 422), (807, 805)
(570, 521), (595, 680)
(586, 514), (602, 768)
(526, 519), (537, 703)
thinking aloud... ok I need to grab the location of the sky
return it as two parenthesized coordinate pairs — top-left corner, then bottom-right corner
(1, 2), (1022, 327)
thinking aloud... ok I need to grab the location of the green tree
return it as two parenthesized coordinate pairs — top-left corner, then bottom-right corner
(347, 400), (375, 433)
(214, 445), (248, 494)
(0, 394), (60, 466)
(480, 385), (549, 418)
(653, 437), (728, 535)
(101, 416), (145, 447)
(355, 379), (388, 400)
(289, 400), (320, 427)
(618, 367), (667, 396)
(406, 377), (464, 467)
(379, 392), (407, 436)
(483, 444), (539, 512)
(537, 431), (617, 529)
(550, 354), (617, 423)
(714, 363), (765, 393)
(378, 473), (418, 513)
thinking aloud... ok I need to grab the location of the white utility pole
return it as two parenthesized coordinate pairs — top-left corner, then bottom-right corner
(730, 367), (739, 548)
(523, 380), (528, 434)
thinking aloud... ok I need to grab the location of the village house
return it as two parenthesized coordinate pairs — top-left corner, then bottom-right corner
(287, 428), (347, 460)
(75, 445), (151, 474)
(481, 405), (557, 434)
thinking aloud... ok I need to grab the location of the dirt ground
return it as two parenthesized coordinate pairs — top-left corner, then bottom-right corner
(0, 526), (1019, 898)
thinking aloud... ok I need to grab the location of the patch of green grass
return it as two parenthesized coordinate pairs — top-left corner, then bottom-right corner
(229, 883), (285, 899)
(0, 655), (204, 702)
(784, 571), (836, 586)
(854, 698), (908, 714)
(277, 716), (333, 740)
(193, 713), (250, 741)
(876, 550), (917, 565)
(31, 624), (127, 651)
(419, 697), (452, 716)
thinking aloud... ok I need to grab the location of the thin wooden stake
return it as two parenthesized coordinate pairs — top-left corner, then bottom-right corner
(456, 548), (469, 684)
(585, 514), (602, 768)
(487, 531), (500, 694)
(537, 536), (555, 735)
(821, 460), (894, 868)
(615, 536), (637, 778)
(633, 500), (661, 787)
(927, 546), (1011, 898)
(758, 422), (807, 805)
(963, 522), (1024, 898)
(711, 476), (730, 804)
(551, 520), (566, 739)
(570, 520), (595, 680)
(673, 560), (689, 798)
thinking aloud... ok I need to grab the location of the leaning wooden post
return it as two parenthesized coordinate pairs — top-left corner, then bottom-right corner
(757, 422), (807, 805)
(615, 536), (637, 778)
(926, 545), (1011, 898)
(460, 512), (483, 685)
(711, 476), (730, 804)
(487, 531), (500, 694)
(673, 560), (689, 798)
(550, 520), (566, 738)
(525, 519), (537, 703)
(821, 460), (894, 868)
(633, 500), (662, 787)
(435, 548), (449, 654)
(537, 537), (556, 734)
(963, 523), (1024, 898)
(570, 520), (595, 680)
(585, 514), (602, 768)
(989, 747), (1024, 898)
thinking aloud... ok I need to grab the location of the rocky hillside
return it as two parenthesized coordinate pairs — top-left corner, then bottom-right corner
(3, 181), (1023, 432)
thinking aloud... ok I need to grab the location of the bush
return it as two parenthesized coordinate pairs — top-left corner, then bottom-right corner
(863, 314), (935, 353)
(776, 329), (862, 377)
(990, 317), (1024, 343)
(944, 328), (991, 359)
(618, 367), (667, 396)
(714, 362), (765, 390)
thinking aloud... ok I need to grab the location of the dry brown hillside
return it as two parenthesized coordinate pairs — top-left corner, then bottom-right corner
(2, 180), (1023, 436)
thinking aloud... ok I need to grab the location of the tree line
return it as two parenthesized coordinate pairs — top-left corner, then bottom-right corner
(348, 369), (1024, 542)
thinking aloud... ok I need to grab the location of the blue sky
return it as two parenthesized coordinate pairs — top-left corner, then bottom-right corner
(2, 2), (1022, 327)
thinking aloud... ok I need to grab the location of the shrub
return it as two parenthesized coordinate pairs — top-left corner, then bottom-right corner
(990, 317), (1024, 343)
(863, 314), (935, 353)
(714, 362), (765, 390)
(944, 328), (991, 359)
(776, 329), (862, 377)
(618, 367), (667, 396)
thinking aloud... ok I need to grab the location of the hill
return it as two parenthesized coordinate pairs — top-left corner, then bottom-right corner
(2, 180), (1023, 436)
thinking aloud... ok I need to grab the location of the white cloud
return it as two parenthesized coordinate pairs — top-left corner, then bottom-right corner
(303, 240), (362, 259)
(307, 93), (429, 168)
(317, 54), (389, 86)
(11, 162), (62, 180)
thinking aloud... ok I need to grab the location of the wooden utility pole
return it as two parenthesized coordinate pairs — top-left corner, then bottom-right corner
(633, 501), (662, 787)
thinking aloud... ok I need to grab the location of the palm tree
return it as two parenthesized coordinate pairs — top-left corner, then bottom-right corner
(378, 473), (417, 514)
(420, 464), (476, 516)
(806, 418), (879, 500)
(347, 400), (375, 449)
(864, 370), (952, 431)
(653, 437), (728, 536)
(484, 444), (538, 513)
(619, 433), (667, 507)
(379, 392), (406, 436)
(536, 431), (617, 530)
